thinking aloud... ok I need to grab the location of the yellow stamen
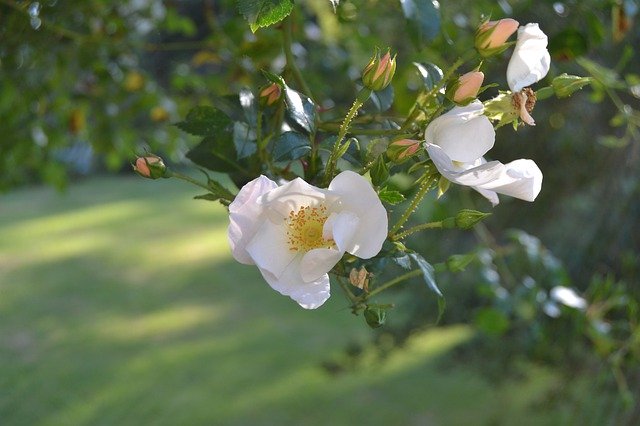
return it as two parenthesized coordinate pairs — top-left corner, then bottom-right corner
(286, 204), (334, 252)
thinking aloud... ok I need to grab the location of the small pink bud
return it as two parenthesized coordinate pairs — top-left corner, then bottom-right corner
(475, 18), (519, 56)
(452, 71), (485, 104)
(362, 48), (397, 91)
(386, 139), (421, 163)
(133, 155), (167, 179)
(259, 83), (282, 106)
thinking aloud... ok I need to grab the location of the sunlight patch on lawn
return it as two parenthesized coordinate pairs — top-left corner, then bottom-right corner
(139, 225), (231, 268)
(96, 304), (226, 341)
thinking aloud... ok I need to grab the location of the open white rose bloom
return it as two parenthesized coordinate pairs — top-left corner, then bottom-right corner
(425, 101), (543, 205)
(228, 170), (388, 309)
(507, 23), (551, 92)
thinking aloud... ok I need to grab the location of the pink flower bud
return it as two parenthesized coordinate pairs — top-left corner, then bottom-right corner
(451, 71), (484, 104)
(475, 18), (519, 56)
(259, 83), (281, 106)
(133, 155), (167, 179)
(362, 48), (397, 91)
(386, 139), (421, 163)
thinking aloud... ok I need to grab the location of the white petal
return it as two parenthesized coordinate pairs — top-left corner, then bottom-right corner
(427, 143), (543, 202)
(300, 248), (343, 282)
(424, 101), (495, 163)
(478, 159), (543, 202)
(258, 177), (336, 218)
(228, 175), (278, 264)
(323, 211), (359, 252)
(260, 262), (331, 309)
(507, 23), (551, 92)
(245, 219), (297, 279)
(328, 171), (388, 259)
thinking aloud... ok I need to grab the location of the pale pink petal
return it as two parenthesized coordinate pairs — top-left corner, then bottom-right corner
(260, 262), (331, 309)
(228, 175), (278, 264)
(300, 248), (343, 282)
(245, 219), (297, 278)
(328, 171), (387, 259)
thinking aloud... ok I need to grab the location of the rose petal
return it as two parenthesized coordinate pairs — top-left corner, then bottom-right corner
(507, 23), (551, 92)
(245, 219), (297, 279)
(328, 171), (388, 259)
(258, 177), (336, 218)
(323, 211), (359, 252)
(424, 101), (495, 163)
(260, 262), (331, 309)
(228, 175), (278, 264)
(426, 143), (543, 203)
(300, 248), (343, 282)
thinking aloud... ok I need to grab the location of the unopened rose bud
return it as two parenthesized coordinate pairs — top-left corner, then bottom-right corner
(475, 18), (519, 57)
(133, 155), (168, 179)
(349, 266), (370, 292)
(551, 74), (592, 98)
(443, 209), (491, 229)
(364, 305), (387, 329)
(362, 48), (397, 91)
(386, 139), (421, 163)
(259, 83), (281, 106)
(447, 71), (485, 104)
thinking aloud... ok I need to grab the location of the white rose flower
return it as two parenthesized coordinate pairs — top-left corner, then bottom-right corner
(507, 23), (551, 93)
(228, 171), (388, 309)
(425, 101), (543, 205)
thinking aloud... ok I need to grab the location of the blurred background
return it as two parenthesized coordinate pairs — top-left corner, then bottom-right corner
(1, 0), (639, 424)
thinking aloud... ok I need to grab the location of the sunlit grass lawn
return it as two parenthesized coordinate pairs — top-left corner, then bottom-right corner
(0, 175), (597, 425)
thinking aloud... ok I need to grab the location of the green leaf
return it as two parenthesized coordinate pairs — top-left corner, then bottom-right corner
(273, 131), (311, 161)
(378, 186), (405, 205)
(367, 83), (394, 113)
(446, 253), (477, 273)
(413, 62), (443, 91)
(186, 134), (240, 173)
(409, 253), (442, 298)
(409, 253), (445, 322)
(392, 254), (412, 270)
(284, 86), (317, 134)
(401, 0), (441, 48)
(238, 0), (294, 32)
(233, 122), (258, 159)
(369, 155), (389, 187)
(176, 106), (232, 137)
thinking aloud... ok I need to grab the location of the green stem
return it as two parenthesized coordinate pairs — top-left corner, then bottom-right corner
(323, 89), (370, 185)
(168, 171), (211, 192)
(283, 16), (314, 101)
(388, 174), (436, 237)
(318, 123), (407, 137)
(392, 220), (443, 241)
(365, 270), (422, 298)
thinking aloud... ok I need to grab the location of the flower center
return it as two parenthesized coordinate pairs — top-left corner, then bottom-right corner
(286, 204), (334, 252)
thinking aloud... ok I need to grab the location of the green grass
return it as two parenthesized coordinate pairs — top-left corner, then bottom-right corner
(0, 175), (604, 425)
